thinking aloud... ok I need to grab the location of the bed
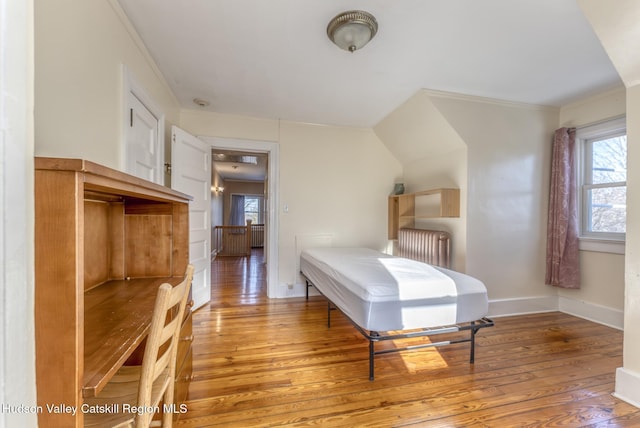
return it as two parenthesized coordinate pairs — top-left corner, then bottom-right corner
(300, 229), (493, 380)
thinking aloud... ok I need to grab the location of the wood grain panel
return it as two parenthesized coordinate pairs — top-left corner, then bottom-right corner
(124, 215), (172, 277)
(35, 157), (193, 203)
(172, 202), (190, 276)
(125, 200), (173, 215)
(83, 200), (110, 289)
(109, 202), (125, 279)
(177, 310), (193, 369)
(175, 348), (193, 408)
(34, 169), (83, 428)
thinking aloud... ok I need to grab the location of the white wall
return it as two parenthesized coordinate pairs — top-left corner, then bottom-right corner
(387, 89), (627, 323)
(278, 121), (402, 292)
(404, 148), (468, 272)
(434, 94), (560, 311)
(375, 91), (468, 271)
(181, 109), (280, 142)
(376, 90), (560, 315)
(180, 111), (403, 297)
(379, 87), (628, 323)
(34, 0), (180, 170)
(374, 91), (466, 164)
(1, 0), (37, 426)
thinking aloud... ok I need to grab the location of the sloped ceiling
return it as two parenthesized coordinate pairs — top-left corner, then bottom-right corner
(373, 90), (466, 164)
(578, 0), (640, 88)
(118, 0), (622, 129)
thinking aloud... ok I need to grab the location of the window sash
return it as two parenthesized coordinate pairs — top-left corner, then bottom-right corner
(578, 119), (627, 242)
(244, 196), (264, 224)
(583, 131), (627, 186)
(581, 182), (626, 240)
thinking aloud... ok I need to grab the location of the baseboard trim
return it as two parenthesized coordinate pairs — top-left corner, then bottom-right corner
(614, 367), (640, 408)
(488, 295), (624, 330)
(558, 296), (624, 330)
(488, 296), (558, 318)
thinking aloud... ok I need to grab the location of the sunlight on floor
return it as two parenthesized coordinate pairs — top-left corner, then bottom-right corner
(392, 340), (450, 373)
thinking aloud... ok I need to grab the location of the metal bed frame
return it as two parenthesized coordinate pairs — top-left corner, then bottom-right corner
(304, 277), (494, 381)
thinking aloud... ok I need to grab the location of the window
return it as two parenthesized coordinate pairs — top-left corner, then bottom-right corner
(244, 196), (264, 224)
(577, 117), (626, 250)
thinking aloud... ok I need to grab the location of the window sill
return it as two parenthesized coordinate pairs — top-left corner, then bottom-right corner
(579, 237), (625, 255)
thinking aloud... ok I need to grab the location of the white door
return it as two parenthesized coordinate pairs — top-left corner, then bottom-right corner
(125, 92), (162, 184)
(171, 126), (211, 309)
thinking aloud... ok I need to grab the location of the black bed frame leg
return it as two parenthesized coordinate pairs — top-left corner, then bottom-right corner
(369, 341), (375, 381)
(470, 321), (477, 364)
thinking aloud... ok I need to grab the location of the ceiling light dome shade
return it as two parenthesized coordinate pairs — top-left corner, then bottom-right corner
(327, 10), (378, 52)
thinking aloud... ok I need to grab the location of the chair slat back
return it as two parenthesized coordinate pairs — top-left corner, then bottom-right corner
(136, 265), (194, 427)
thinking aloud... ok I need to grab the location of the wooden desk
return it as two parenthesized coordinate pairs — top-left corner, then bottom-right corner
(82, 277), (183, 398)
(35, 158), (192, 427)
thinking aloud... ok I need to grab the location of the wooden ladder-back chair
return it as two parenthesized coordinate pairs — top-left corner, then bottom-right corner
(84, 265), (194, 427)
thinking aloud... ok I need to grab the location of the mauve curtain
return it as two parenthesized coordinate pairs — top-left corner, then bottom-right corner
(545, 127), (580, 289)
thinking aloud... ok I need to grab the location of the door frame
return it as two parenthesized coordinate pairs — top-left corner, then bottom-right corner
(2, 0), (37, 424)
(201, 136), (280, 298)
(121, 65), (165, 185)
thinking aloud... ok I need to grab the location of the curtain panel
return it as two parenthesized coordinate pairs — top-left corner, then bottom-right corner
(230, 194), (246, 226)
(545, 127), (580, 289)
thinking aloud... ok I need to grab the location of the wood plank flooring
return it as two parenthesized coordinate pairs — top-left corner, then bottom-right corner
(176, 250), (640, 427)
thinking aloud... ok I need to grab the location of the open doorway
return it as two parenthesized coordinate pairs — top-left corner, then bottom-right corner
(211, 150), (267, 258)
(201, 137), (280, 298)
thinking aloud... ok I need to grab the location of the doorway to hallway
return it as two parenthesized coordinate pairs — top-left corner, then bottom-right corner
(202, 136), (280, 298)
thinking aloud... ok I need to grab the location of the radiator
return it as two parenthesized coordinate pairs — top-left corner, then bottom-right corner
(251, 223), (265, 248)
(396, 228), (451, 269)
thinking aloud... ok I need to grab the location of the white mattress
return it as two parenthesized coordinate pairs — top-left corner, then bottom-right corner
(300, 247), (488, 331)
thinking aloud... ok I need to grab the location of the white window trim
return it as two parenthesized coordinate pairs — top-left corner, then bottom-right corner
(578, 238), (625, 254)
(576, 116), (626, 254)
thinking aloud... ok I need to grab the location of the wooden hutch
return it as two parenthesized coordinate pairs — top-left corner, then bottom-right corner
(34, 157), (193, 427)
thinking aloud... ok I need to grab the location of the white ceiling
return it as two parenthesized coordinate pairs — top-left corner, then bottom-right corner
(212, 151), (268, 181)
(118, 0), (622, 129)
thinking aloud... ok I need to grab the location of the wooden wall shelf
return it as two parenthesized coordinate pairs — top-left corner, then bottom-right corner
(388, 188), (460, 239)
(34, 157), (193, 427)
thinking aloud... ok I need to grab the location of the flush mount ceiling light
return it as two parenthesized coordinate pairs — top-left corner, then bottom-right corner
(327, 10), (378, 53)
(193, 98), (210, 107)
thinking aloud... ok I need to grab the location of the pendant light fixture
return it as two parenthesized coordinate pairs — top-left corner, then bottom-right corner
(327, 10), (378, 53)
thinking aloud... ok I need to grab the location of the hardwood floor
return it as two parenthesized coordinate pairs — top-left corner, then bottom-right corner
(177, 250), (640, 427)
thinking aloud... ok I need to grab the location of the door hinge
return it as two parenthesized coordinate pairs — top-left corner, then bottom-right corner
(129, 108), (133, 127)
(164, 163), (172, 174)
